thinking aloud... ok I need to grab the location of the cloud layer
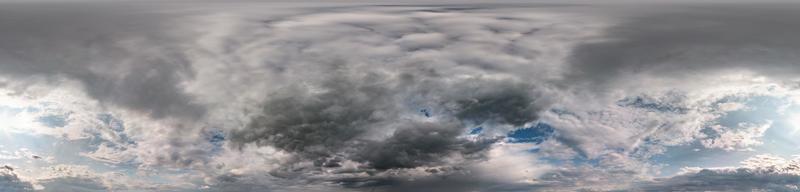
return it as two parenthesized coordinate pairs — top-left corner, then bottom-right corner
(1, 1), (800, 192)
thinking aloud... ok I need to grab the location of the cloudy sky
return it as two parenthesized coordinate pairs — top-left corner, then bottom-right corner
(3, 1), (800, 191)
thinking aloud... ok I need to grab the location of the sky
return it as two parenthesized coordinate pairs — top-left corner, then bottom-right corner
(2, 1), (800, 191)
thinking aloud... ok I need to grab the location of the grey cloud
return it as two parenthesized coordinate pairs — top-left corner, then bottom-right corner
(223, 6), (567, 176)
(636, 155), (800, 191)
(355, 120), (497, 170)
(0, 3), (205, 119)
(451, 81), (545, 127)
(231, 72), (539, 171)
(230, 74), (398, 157)
(200, 172), (362, 192)
(566, 4), (800, 88)
(639, 170), (800, 191)
(360, 175), (533, 192)
(335, 159), (646, 192)
(0, 166), (34, 192)
(13, 2), (799, 192)
(1, 4), (571, 190)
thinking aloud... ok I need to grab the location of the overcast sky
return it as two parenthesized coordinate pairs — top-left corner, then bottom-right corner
(2, 1), (800, 192)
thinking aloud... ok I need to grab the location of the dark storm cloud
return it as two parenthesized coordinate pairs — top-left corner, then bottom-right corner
(355, 120), (497, 170)
(0, 3), (205, 119)
(566, 4), (800, 87)
(224, 6), (562, 174)
(229, 74), (397, 157)
(231, 71), (543, 171)
(453, 82), (543, 126)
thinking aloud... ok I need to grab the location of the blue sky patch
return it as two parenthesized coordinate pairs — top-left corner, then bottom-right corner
(206, 129), (226, 154)
(506, 123), (555, 144)
(97, 114), (125, 132)
(469, 127), (483, 135)
(419, 108), (432, 117)
(37, 114), (69, 128)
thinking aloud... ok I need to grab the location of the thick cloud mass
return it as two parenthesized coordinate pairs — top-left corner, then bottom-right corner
(567, 4), (800, 87)
(3, 1), (800, 192)
(355, 120), (493, 170)
(231, 78), (394, 156)
(231, 74), (543, 171)
(224, 5), (562, 174)
(0, 4), (205, 119)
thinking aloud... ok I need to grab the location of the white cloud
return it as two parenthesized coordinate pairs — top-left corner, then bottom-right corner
(700, 122), (772, 151)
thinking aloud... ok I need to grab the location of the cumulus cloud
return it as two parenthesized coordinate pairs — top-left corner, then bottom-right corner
(699, 122), (771, 151)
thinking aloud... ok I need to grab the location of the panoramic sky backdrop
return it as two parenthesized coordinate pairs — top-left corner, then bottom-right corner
(2, 1), (800, 191)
